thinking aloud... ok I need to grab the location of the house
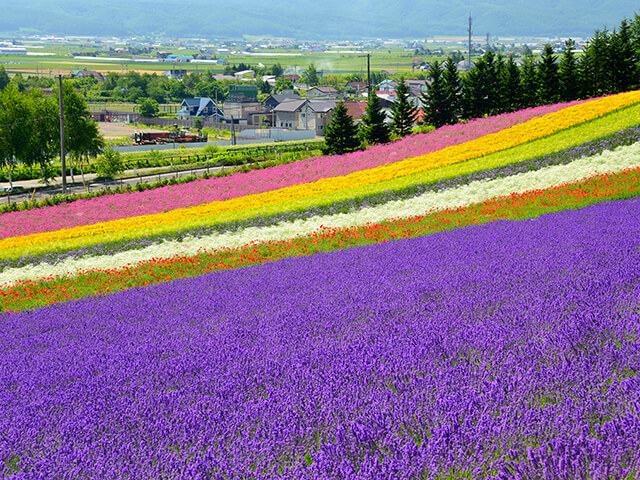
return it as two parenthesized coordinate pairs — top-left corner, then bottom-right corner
(377, 79), (397, 93)
(263, 93), (302, 112)
(164, 54), (193, 63)
(262, 75), (277, 88)
(224, 85), (261, 122)
(212, 74), (235, 81)
(177, 97), (224, 121)
(307, 86), (339, 98)
(70, 68), (104, 82)
(234, 69), (255, 80)
(343, 101), (368, 123)
(406, 79), (427, 95)
(281, 74), (301, 83)
(162, 68), (188, 80)
(344, 81), (367, 96)
(273, 99), (337, 136)
(224, 97), (261, 123)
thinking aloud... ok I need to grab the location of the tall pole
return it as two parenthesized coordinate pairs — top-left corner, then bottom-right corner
(468, 13), (472, 69)
(58, 75), (67, 194)
(367, 53), (371, 95)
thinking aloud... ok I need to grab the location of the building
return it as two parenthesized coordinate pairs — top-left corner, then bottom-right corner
(70, 68), (104, 81)
(273, 99), (337, 136)
(343, 101), (368, 123)
(307, 86), (339, 98)
(0, 46), (27, 55)
(224, 85), (261, 123)
(162, 68), (188, 80)
(344, 81), (368, 97)
(177, 97), (224, 121)
(262, 92), (302, 111)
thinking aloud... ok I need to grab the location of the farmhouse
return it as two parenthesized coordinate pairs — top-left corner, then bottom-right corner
(307, 86), (339, 98)
(177, 97), (224, 121)
(273, 98), (337, 135)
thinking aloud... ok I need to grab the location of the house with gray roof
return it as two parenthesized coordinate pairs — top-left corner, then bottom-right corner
(177, 97), (224, 121)
(273, 99), (337, 136)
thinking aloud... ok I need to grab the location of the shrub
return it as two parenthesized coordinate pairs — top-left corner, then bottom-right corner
(95, 146), (124, 179)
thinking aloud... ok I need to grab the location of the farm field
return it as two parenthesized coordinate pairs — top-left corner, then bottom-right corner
(1, 91), (640, 478)
(0, 45), (440, 77)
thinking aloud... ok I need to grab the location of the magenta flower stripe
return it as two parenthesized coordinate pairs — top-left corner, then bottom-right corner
(0, 101), (582, 239)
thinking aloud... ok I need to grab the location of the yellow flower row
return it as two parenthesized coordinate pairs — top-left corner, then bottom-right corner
(2, 90), (640, 257)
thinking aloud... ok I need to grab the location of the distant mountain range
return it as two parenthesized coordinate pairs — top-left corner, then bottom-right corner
(2, 0), (638, 39)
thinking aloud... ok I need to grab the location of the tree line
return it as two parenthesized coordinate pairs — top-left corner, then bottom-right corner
(421, 14), (640, 128)
(0, 79), (103, 187)
(325, 13), (640, 155)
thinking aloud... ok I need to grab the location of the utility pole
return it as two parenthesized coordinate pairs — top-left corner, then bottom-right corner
(468, 13), (472, 69)
(58, 75), (67, 194)
(231, 115), (236, 146)
(367, 53), (371, 95)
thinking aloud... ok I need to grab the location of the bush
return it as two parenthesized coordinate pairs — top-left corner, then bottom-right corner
(95, 146), (124, 179)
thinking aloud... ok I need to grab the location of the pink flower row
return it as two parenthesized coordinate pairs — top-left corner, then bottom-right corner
(0, 100), (584, 239)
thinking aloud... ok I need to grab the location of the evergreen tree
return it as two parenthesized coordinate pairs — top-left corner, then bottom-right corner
(323, 102), (361, 155)
(462, 51), (500, 118)
(420, 61), (451, 128)
(558, 39), (580, 101)
(502, 55), (522, 111)
(580, 29), (612, 97)
(631, 13), (640, 59)
(442, 57), (462, 122)
(536, 44), (560, 105)
(360, 93), (390, 145)
(390, 78), (417, 137)
(0, 66), (9, 91)
(610, 19), (638, 93)
(492, 53), (508, 112)
(519, 52), (538, 108)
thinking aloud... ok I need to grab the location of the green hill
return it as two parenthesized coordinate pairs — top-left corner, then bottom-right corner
(1, 0), (638, 39)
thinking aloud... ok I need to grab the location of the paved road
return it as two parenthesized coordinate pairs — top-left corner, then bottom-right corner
(0, 163), (230, 206)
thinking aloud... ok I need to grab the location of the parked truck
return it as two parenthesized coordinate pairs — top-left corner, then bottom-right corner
(133, 129), (207, 145)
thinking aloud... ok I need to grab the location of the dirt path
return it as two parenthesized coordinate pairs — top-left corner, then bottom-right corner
(98, 122), (165, 140)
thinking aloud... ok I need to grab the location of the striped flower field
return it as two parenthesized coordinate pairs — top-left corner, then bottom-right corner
(1, 91), (640, 478)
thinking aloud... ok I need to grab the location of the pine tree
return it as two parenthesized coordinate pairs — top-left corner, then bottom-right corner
(323, 102), (361, 155)
(610, 19), (638, 93)
(536, 44), (560, 105)
(462, 51), (500, 119)
(580, 29), (612, 97)
(391, 78), (417, 137)
(519, 52), (538, 108)
(420, 61), (451, 128)
(558, 39), (580, 102)
(502, 55), (522, 111)
(442, 57), (462, 122)
(360, 93), (390, 145)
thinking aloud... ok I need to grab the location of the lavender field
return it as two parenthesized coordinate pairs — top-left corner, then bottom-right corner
(2, 197), (639, 479)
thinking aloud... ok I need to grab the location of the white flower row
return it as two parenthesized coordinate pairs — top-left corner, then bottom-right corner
(2, 143), (640, 287)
